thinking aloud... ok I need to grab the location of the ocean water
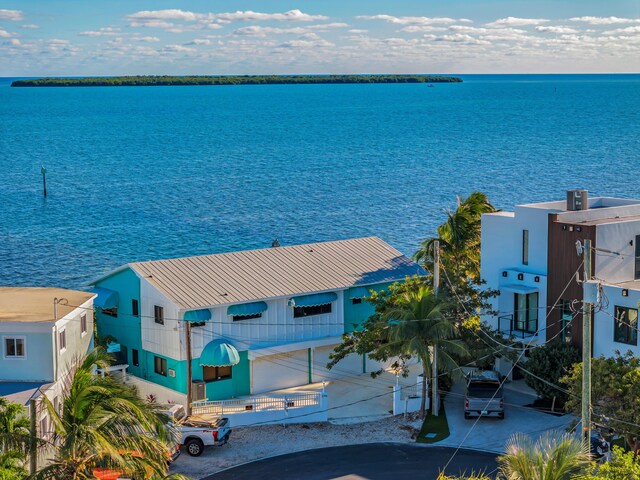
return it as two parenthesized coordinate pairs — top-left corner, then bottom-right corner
(1, 74), (639, 288)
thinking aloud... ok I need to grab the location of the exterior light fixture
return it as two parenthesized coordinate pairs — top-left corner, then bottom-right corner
(622, 289), (629, 297)
(534, 276), (540, 283)
(502, 271), (508, 277)
(517, 273), (524, 281)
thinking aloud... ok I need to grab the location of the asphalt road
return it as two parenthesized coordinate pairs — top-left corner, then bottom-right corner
(203, 443), (498, 480)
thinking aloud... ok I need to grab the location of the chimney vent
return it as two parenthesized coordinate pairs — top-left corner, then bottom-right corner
(567, 190), (588, 211)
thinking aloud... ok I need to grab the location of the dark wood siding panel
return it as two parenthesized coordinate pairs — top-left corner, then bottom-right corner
(546, 214), (596, 352)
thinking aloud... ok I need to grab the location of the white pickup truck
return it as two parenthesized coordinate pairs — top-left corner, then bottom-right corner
(161, 404), (232, 457)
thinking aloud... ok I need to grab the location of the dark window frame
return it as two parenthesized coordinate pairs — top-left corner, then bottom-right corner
(614, 305), (638, 346)
(154, 305), (164, 325)
(232, 313), (262, 322)
(132, 348), (139, 367)
(294, 303), (332, 318)
(101, 307), (118, 318)
(80, 313), (87, 334)
(154, 356), (167, 376)
(59, 330), (66, 351)
(4, 337), (25, 358)
(352, 298), (363, 305)
(132, 299), (139, 317)
(522, 230), (529, 266)
(203, 365), (232, 382)
(514, 292), (538, 334)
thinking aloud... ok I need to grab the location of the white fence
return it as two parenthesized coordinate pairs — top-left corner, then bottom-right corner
(192, 391), (328, 426)
(392, 375), (429, 415)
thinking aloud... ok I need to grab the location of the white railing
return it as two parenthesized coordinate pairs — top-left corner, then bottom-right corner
(192, 392), (323, 416)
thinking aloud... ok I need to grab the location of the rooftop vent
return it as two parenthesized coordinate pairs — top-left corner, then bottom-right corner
(567, 190), (588, 211)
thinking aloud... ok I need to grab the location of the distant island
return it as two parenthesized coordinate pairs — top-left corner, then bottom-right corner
(11, 74), (463, 87)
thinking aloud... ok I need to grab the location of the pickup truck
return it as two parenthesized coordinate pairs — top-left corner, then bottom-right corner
(464, 370), (504, 419)
(161, 404), (232, 457)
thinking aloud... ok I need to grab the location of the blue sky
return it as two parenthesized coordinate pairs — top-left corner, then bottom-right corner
(1, 1), (640, 75)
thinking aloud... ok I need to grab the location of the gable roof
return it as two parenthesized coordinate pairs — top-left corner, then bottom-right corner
(128, 237), (424, 310)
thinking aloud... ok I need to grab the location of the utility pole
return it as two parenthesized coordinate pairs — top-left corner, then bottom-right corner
(432, 240), (440, 416)
(41, 166), (47, 198)
(582, 239), (593, 448)
(29, 398), (37, 474)
(185, 321), (193, 416)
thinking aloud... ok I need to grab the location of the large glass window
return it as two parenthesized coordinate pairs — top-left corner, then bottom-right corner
(154, 356), (167, 376)
(514, 292), (538, 334)
(522, 230), (529, 266)
(614, 306), (638, 345)
(561, 299), (573, 344)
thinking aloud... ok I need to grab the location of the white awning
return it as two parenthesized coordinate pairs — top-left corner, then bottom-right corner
(248, 336), (342, 361)
(499, 284), (539, 295)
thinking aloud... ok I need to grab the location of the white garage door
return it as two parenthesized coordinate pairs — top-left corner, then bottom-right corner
(252, 350), (309, 394)
(313, 345), (363, 381)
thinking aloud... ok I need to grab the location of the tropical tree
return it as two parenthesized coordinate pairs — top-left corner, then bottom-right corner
(329, 278), (466, 418)
(414, 191), (496, 285)
(562, 352), (640, 453)
(498, 433), (590, 480)
(0, 398), (31, 480)
(580, 446), (640, 479)
(30, 348), (186, 480)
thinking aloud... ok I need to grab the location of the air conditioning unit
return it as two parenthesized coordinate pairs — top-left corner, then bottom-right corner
(191, 380), (206, 401)
(567, 190), (588, 211)
(168, 368), (176, 378)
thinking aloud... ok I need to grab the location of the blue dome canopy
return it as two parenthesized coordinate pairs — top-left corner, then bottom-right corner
(199, 339), (240, 367)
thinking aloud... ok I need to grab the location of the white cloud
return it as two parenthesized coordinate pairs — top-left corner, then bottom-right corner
(279, 38), (334, 48)
(21, 24), (39, 29)
(79, 27), (121, 37)
(569, 16), (640, 25)
(162, 44), (196, 53)
(0, 28), (11, 38)
(130, 20), (174, 29)
(233, 23), (348, 37)
(214, 9), (328, 22)
(401, 26), (448, 33)
(603, 26), (640, 35)
(348, 29), (368, 34)
(130, 36), (160, 43)
(535, 25), (579, 34)
(357, 15), (460, 25)
(486, 17), (549, 27)
(0, 9), (23, 21)
(186, 38), (212, 45)
(9, 38), (20, 45)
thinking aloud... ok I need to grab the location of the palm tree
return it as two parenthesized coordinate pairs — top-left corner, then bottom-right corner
(414, 192), (495, 284)
(0, 397), (32, 480)
(30, 348), (186, 480)
(382, 285), (467, 418)
(498, 433), (590, 480)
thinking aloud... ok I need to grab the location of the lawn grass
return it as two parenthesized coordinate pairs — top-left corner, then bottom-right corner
(416, 403), (450, 444)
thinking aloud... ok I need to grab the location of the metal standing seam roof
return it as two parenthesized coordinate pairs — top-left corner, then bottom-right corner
(129, 236), (425, 310)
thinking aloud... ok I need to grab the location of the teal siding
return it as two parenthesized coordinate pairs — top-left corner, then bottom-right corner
(94, 268), (144, 378)
(343, 282), (394, 333)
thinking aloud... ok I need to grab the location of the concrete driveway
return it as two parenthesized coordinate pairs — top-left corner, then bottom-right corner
(274, 364), (422, 424)
(436, 380), (575, 453)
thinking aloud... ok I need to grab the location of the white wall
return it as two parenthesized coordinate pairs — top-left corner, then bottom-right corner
(140, 278), (182, 359)
(189, 293), (344, 358)
(593, 284), (640, 358)
(54, 298), (95, 381)
(595, 219), (640, 284)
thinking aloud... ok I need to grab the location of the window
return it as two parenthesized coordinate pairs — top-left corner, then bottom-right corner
(522, 230), (529, 266)
(154, 305), (164, 325)
(59, 330), (66, 352)
(203, 365), (232, 382)
(101, 307), (118, 318)
(514, 292), (538, 334)
(80, 313), (87, 334)
(132, 349), (139, 367)
(40, 417), (48, 438)
(154, 356), (167, 376)
(635, 235), (640, 280)
(132, 299), (139, 317)
(561, 299), (573, 344)
(614, 306), (638, 345)
(4, 337), (25, 358)
(232, 313), (262, 322)
(294, 303), (332, 318)
(352, 298), (363, 305)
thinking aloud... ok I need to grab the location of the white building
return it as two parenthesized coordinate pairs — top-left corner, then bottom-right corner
(0, 287), (95, 442)
(481, 190), (640, 358)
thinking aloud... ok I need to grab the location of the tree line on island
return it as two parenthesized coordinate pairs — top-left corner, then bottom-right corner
(11, 74), (463, 87)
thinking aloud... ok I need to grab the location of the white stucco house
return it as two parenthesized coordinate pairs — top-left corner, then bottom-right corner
(480, 190), (640, 360)
(0, 287), (96, 442)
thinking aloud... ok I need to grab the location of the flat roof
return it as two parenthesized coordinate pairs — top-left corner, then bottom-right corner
(124, 237), (425, 310)
(0, 381), (51, 406)
(567, 214), (640, 226)
(0, 287), (95, 323)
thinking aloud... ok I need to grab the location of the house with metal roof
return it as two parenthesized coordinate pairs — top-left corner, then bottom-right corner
(0, 287), (96, 443)
(91, 237), (424, 404)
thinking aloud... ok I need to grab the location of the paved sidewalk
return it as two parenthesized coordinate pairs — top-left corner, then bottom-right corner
(435, 380), (575, 453)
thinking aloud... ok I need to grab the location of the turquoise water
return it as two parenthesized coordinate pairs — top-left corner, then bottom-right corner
(1, 74), (639, 288)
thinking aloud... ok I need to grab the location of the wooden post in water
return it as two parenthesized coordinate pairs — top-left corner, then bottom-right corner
(41, 166), (47, 198)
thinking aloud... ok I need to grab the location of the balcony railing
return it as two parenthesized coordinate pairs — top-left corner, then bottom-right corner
(497, 314), (537, 339)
